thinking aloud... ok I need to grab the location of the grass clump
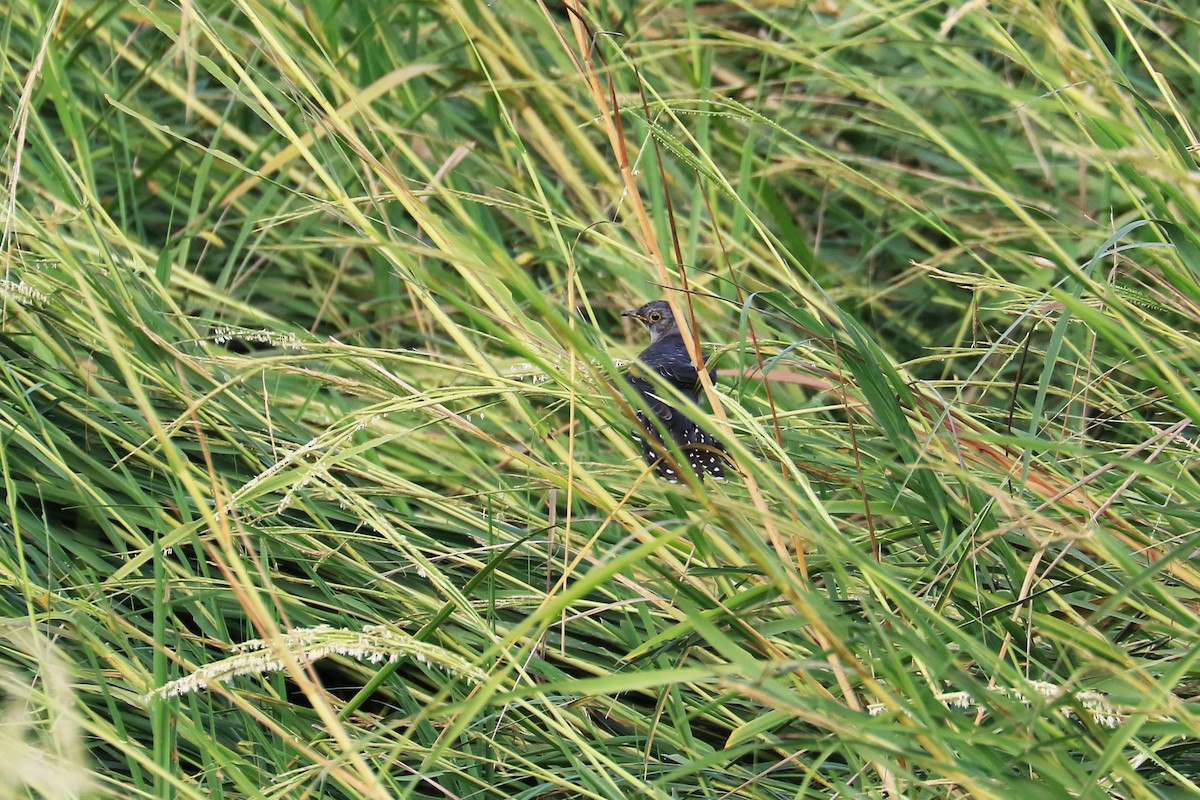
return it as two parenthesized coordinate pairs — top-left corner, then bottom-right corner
(2, 0), (1199, 797)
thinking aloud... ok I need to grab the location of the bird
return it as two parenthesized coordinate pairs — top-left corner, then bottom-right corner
(621, 299), (728, 482)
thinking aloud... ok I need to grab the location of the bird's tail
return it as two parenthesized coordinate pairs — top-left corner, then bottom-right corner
(634, 409), (729, 482)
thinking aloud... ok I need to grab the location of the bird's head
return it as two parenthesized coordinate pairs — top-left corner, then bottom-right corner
(621, 299), (681, 344)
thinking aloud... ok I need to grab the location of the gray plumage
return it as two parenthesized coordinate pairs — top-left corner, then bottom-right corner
(621, 300), (728, 481)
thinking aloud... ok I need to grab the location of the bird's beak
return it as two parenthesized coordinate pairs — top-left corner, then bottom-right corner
(621, 309), (642, 320)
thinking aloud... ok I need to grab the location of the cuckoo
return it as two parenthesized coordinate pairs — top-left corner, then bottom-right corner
(621, 300), (728, 481)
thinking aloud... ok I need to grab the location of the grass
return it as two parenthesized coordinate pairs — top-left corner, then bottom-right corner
(2, 0), (1200, 797)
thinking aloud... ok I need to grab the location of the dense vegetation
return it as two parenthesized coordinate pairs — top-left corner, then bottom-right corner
(2, 1), (1199, 797)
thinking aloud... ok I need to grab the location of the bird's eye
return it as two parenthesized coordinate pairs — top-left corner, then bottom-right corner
(648, 311), (662, 323)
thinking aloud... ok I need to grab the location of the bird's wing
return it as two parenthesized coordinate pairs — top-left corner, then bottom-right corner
(635, 339), (709, 393)
(627, 375), (676, 422)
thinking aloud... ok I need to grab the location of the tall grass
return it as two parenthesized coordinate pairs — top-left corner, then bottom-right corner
(2, 0), (1199, 797)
